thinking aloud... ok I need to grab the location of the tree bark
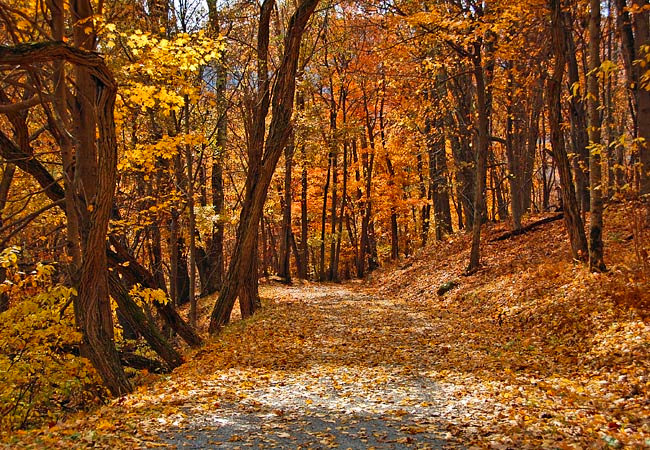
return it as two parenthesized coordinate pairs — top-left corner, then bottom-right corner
(547, 0), (589, 262)
(467, 43), (491, 273)
(66, 1), (132, 395)
(319, 151), (331, 280)
(299, 95), (309, 279)
(378, 86), (399, 260)
(587, 0), (606, 271)
(184, 103), (198, 326)
(335, 139), (348, 276)
(0, 163), (14, 313)
(632, 0), (650, 214)
(109, 237), (203, 347)
(565, 13), (591, 213)
(328, 129), (339, 279)
(278, 139), (293, 282)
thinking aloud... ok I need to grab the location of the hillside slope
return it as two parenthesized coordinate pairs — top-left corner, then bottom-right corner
(369, 203), (650, 447)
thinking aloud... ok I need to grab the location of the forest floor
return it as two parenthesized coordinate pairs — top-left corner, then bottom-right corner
(2, 204), (649, 449)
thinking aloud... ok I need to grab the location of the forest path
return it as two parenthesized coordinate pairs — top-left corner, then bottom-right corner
(151, 283), (467, 449)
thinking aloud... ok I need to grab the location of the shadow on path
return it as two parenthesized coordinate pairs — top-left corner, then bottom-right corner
(156, 284), (465, 448)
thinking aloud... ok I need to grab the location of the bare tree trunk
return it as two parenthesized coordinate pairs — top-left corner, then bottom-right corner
(335, 140), (348, 276)
(184, 103), (198, 326)
(108, 238), (203, 347)
(351, 139), (365, 277)
(361, 93), (378, 273)
(239, 237), (259, 319)
(467, 45), (491, 273)
(588, 0), (606, 271)
(169, 210), (179, 305)
(328, 138), (339, 280)
(208, 0), (319, 334)
(605, 2), (617, 197)
(320, 153), (331, 280)
(171, 146), (190, 305)
(202, 0), (226, 296)
(417, 148), (430, 246)
(566, 15), (591, 213)
(45, 0), (82, 302)
(300, 141), (309, 279)
(548, 0), (589, 262)
(504, 65), (523, 231)
(150, 215), (167, 293)
(614, 0), (639, 134)
(524, 83), (543, 213)
(278, 139), (293, 282)
(446, 73), (476, 230)
(632, 0), (650, 216)
(378, 87), (399, 260)
(387, 164), (399, 260)
(0, 163), (14, 312)
(290, 231), (302, 269)
(203, 148), (225, 295)
(432, 130), (453, 240)
(260, 216), (269, 277)
(67, 0), (132, 395)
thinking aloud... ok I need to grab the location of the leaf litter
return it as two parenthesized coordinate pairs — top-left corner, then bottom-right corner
(2, 206), (649, 449)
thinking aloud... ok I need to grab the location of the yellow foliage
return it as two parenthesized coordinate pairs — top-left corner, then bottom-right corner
(0, 249), (103, 431)
(128, 283), (169, 307)
(110, 29), (224, 115)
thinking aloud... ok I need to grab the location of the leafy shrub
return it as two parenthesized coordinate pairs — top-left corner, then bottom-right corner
(0, 248), (104, 431)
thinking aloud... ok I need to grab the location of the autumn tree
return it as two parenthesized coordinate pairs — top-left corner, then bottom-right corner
(209, 0), (319, 333)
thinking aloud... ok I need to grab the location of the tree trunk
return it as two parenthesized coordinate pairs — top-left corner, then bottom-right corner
(184, 103), (198, 327)
(632, 0), (650, 215)
(203, 147), (225, 295)
(417, 148), (430, 246)
(238, 239), (259, 319)
(432, 130), (453, 240)
(335, 140), (348, 276)
(320, 152), (331, 281)
(504, 65), (523, 231)
(300, 141), (309, 279)
(547, 0), (589, 262)
(523, 84), (543, 213)
(109, 238), (204, 347)
(588, 0), (606, 271)
(379, 88), (399, 260)
(170, 149), (190, 305)
(0, 163), (15, 313)
(361, 92), (378, 273)
(108, 273), (183, 370)
(566, 15), (591, 213)
(169, 210), (180, 305)
(467, 45), (490, 273)
(202, 0), (226, 296)
(69, 0), (131, 395)
(614, 0), (639, 133)
(278, 140), (293, 282)
(351, 139), (365, 277)
(446, 73), (476, 230)
(328, 138), (339, 280)
(208, 0), (319, 334)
